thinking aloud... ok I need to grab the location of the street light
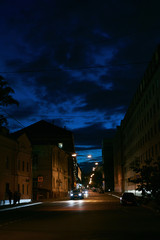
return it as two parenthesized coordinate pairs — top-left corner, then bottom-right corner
(72, 153), (77, 157)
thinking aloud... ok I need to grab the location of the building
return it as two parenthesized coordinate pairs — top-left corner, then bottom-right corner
(102, 138), (114, 191)
(77, 164), (82, 183)
(113, 126), (123, 192)
(12, 120), (77, 199)
(114, 45), (160, 193)
(0, 127), (32, 204)
(31, 145), (69, 199)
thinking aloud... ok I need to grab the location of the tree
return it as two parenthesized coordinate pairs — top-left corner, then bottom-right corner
(92, 166), (103, 188)
(129, 157), (160, 197)
(0, 76), (19, 127)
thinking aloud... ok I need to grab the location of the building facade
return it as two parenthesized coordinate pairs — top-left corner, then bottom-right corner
(114, 45), (160, 193)
(102, 138), (114, 191)
(0, 128), (32, 203)
(113, 126), (123, 192)
(13, 120), (77, 199)
(32, 145), (69, 199)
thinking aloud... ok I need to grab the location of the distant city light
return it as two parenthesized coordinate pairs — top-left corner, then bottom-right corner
(87, 154), (92, 158)
(95, 162), (98, 165)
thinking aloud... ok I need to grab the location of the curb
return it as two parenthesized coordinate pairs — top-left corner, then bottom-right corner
(0, 202), (42, 212)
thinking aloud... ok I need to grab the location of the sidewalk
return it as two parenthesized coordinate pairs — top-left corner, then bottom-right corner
(139, 198), (160, 213)
(0, 196), (70, 212)
(0, 201), (42, 212)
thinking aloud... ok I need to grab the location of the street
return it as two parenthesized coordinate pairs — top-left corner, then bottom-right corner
(0, 191), (160, 240)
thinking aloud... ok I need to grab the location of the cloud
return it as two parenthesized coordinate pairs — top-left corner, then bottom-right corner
(1, 0), (160, 162)
(73, 123), (116, 147)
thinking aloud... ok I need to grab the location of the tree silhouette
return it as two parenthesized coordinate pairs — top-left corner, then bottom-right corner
(92, 166), (103, 188)
(129, 157), (160, 197)
(0, 76), (19, 126)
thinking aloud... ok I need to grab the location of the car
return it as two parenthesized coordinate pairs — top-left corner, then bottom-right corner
(70, 189), (84, 200)
(82, 189), (89, 198)
(120, 192), (137, 206)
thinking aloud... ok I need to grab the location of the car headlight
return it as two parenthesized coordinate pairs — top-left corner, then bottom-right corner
(70, 193), (73, 196)
(78, 193), (82, 196)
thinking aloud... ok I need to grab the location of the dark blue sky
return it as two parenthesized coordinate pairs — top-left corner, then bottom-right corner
(1, 0), (160, 163)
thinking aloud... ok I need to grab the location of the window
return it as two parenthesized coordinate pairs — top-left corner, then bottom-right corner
(155, 144), (158, 155)
(158, 119), (160, 131)
(152, 84), (155, 96)
(22, 184), (24, 194)
(6, 183), (9, 193)
(22, 161), (25, 171)
(18, 160), (20, 171)
(153, 103), (156, 114)
(148, 130), (150, 140)
(6, 157), (9, 169)
(27, 162), (29, 172)
(33, 155), (38, 169)
(157, 98), (160, 110)
(152, 146), (154, 157)
(145, 133), (147, 142)
(18, 184), (20, 192)
(147, 112), (149, 122)
(154, 123), (157, 134)
(52, 177), (55, 188)
(27, 184), (28, 195)
(150, 108), (152, 119)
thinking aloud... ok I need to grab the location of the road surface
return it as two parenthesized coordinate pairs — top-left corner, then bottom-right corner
(0, 191), (160, 239)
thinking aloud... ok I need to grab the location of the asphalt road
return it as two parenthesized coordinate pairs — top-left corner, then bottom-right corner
(0, 191), (160, 240)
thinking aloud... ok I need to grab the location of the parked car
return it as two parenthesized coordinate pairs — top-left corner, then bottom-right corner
(120, 192), (137, 206)
(70, 189), (84, 200)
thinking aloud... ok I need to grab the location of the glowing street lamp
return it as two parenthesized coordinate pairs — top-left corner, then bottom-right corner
(72, 153), (77, 157)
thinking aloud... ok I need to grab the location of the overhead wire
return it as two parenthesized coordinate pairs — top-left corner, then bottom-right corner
(0, 108), (25, 128)
(0, 61), (150, 74)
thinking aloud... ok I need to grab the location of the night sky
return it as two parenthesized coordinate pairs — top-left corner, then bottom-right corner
(1, 0), (160, 163)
